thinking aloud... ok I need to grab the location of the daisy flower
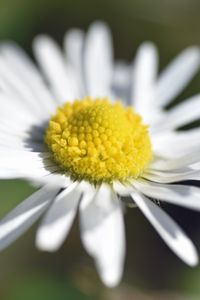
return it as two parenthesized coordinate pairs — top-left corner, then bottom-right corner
(0, 21), (200, 287)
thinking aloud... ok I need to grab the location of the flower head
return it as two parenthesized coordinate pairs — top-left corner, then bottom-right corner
(45, 97), (152, 183)
(0, 21), (200, 287)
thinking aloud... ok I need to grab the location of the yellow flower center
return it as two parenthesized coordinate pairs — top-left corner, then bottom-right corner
(45, 97), (152, 184)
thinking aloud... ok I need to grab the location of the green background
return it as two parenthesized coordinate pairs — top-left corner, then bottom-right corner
(0, 0), (200, 299)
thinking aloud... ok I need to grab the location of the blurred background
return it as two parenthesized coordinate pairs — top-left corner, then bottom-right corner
(1, 0), (200, 299)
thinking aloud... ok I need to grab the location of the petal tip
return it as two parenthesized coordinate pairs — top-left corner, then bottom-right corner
(186, 251), (199, 267)
(35, 230), (60, 252)
(100, 268), (122, 288)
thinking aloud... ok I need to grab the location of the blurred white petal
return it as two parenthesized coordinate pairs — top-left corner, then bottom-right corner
(155, 47), (200, 107)
(84, 22), (113, 97)
(134, 180), (200, 210)
(144, 169), (200, 183)
(131, 42), (159, 123)
(36, 182), (81, 251)
(0, 185), (59, 250)
(150, 151), (200, 171)
(131, 191), (198, 266)
(64, 29), (85, 96)
(33, 35), (79, 103)
(156, 94), (200, 131)
(80, 184), (125, 287)
(0, 43), (56, 114)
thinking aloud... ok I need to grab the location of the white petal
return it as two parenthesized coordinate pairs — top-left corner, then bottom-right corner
(152, 127), (200, 142)
(0, 115), (38, 136)
(155, 47), (200, 107)
(64, 29), (85, 95)
(150, 151), (200, 171)
(0, 168), (48, 181)
(0, 102), (41, 135)
(0, 142), (43, 153)
(144, 169), (200, 183)
(152, 130), (200, 158)
(0, 127), (29, 140)
(0, 149), (59, 179)
(156, 94), (200, 131)
(27, 173), (71, 189)
(0, 43), (56, 114)
(0, 92), (42, 123)
(0, 147), (66, 182)
(80, 184), (125, 287)
(0, 59), (45, 120)
(84, 22), (113, 97)
(131, 191), (198, 266)
(191, 162), (200, 171)
(0, 169), (25, 179)
(36, 182), (81, 251)
(64, 29), (84, 72)
(131, 42), (159, 122)
(0, 185), (59, 250)
(0, 168), (51, 179)
(0, 152), (51, 169)
(33, 35), (79, 103)
(33, 173), (72, 187)
(113, 181), (134, 196)
(134, 180), (200, 210)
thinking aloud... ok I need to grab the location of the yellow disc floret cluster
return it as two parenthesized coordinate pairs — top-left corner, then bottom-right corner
(45, 97), (152, 184)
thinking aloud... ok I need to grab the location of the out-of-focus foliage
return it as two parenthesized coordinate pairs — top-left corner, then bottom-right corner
(5, 275), (90, 300)
(0, 0), (200, 299)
